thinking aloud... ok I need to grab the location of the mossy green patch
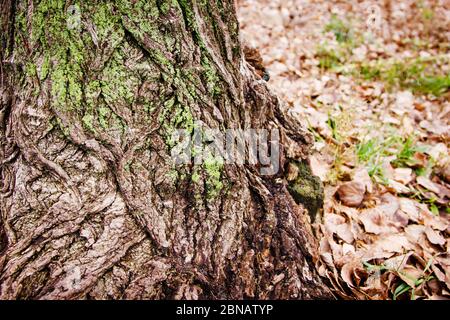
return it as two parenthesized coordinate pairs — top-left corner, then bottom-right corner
(39, 54), (51, 80)
(100, 48), (137, 107)
(29, 0), (87, 112)
(82, 113), (95, 133)
(91, 2), (124, 46)
(98, 106), (110, 129)
(203, 153), (224, 199)
(157, 0), (173, 15)
(287, 160), (324, 220)
(158, 94), (195, 148)
(201, 56), (221, 95)
(191, 169), (201, 183)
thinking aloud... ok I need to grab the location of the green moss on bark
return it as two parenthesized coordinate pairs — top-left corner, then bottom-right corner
(287, 160), (324, 220)
(203, 154), (224, 199)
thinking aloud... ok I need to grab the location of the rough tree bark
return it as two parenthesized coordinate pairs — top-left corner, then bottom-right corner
(0, 0), (333, 299)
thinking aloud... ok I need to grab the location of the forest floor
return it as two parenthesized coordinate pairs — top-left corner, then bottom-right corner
(238, 0), (450, 299)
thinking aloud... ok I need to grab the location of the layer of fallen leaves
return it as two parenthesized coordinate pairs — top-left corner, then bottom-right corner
(316, 175), (449, 300)
(238, 0), (450, 299)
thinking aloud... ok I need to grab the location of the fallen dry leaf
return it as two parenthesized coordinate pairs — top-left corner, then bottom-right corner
(417, 176), (440, 194)
(393, 91), (414, 116)
(341, 260), (366, 288)
(399, 198), (420, 222)
(418, 203), (449, 231)
(426, 143), (448, 159)
(342, 243), (356, 255)
(354, 167), (373, 193)
(387, 179), (411, 194)
(436, 163), (450, 183)
(384, 252), (413, 271)
(392, 210), (409, 228)
(397, 265), (423, 288)
(310, 154), (329, 181)
(404, 225), (426, 243)
(431, 264), (446, 283)
(424, 227), (446, 246)
(359, 208), (396, 235)
(379, 193), (400, 216)
(335, 223), (355, 244)
(376, 234), (411, 254)
(323, 213), (346, 235)
(393, 168), (413, 185)
(336, 181), (366, 207)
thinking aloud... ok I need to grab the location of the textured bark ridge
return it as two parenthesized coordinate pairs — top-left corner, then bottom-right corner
(0, 0), (333, 299)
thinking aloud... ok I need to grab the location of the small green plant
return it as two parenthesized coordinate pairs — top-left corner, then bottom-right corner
(306, 119), (325, 144)
(325, 15), (352, 43)
(326, 112), (339, 141)
(317, 15), (358, 70)
(429, 203), (439, 216)
(356, 134), (425, 183)
(364, 258), (436, 300)
(359, 64), (381, 80)
(356, 136), (392, 183)
(325, 109), (356, 183)
(363, 261), (388, 273)
(316, 46), (343, 70)
(393, 259), (435, 300)
(392, 136), (426, 168)
(411, 75), (450, 96)
(421, 7), (434, 20)
(318, 12), (449, 96)
(416, 153), (437, 178)
(357, 58), (450, 96)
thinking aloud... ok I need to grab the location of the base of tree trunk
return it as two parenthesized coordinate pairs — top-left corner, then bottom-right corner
(0, 0), (333, 299)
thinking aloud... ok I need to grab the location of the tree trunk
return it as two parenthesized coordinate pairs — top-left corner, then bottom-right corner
(0, 0), (333, 299)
